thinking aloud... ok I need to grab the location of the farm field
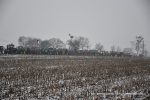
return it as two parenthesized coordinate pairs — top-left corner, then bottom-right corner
(0, 55), (150, 100)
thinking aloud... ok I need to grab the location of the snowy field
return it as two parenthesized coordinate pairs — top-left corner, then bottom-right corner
(0, 55), (150, 100)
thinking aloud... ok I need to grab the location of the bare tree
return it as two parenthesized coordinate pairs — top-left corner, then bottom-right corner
(67, 38), (80, 51)
(78, 36), (90, 50)
(40, 40), (50, 49)
(110, 45), (116, 52)
(26, 38), (41, 49)
(67, 36), (90, 51)
(95, 43), (104, 52)
(116, 46), (121, 52)
(18, 36), (30, 47)
(49, 38), (66, 49)
(18, 36), (41, 49)
(0, 46), (4, 54)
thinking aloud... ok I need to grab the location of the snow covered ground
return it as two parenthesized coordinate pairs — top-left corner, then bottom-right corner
(0, 55), (150, 100)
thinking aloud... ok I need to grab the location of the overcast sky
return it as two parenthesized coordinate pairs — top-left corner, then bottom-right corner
(0, 0), (150, 51)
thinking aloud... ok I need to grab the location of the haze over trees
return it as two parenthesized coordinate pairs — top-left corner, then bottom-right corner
(116, 46), (121, 52)
(40, 40), (50, 50)
(48, 38), (66, 49)
(95, 43), (104, 52)
(1, 34), (148, 57)
(110, 45), (116, 52)
(67, 36), (90, 51)
(18, 36), (41, 49)
(18, 36), (65, 49)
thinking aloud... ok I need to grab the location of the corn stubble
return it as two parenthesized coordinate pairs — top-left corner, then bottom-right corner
(0, 56), (150, 100)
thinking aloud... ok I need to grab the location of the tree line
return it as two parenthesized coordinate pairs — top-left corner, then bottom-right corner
(0, 35), (148, 57)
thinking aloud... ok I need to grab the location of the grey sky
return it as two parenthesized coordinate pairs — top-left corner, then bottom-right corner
(0, 0), (150, 51)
